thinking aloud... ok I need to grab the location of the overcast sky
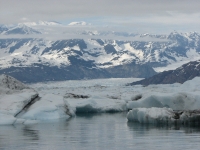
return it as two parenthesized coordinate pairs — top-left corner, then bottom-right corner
(1, 0), (200, 33)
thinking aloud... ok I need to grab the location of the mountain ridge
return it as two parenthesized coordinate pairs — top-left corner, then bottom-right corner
(1, 26), (200, 82)
(129, 60), (200, 85)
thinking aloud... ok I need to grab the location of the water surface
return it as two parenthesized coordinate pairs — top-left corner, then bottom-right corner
(1, 113), (200, 150)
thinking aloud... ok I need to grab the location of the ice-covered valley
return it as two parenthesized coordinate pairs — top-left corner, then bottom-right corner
(1, 74), (200, 125)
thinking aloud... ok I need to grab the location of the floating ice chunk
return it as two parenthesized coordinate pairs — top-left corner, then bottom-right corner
(127, 107), (175, 124)
(0, 90), (38, 116)
(20, 94), (74, 121)
(127, 94), (164, 109)
(127, 92), (200, 111)
(0, 75), (40, 125)
(0, 113), (16, 125)
(127, 107), (200, 125)
(68, 98), (127, 113)
(179, 110), (200, 125)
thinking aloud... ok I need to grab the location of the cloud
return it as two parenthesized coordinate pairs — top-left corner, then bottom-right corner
(0, 32), (169, 42)
(1, 0), (200, 33)
(1, 0), (200, 22)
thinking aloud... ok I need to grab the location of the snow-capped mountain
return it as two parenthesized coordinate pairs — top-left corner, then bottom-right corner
(130, 60), (200, 85)
(0, 29), (200, 82)
(2, 24), (41, 35)
(23, 21), (62, 26)
(0, 25), (8, 34)
(0, 38), (156, 82)
(68, 21), (91, 26)
(78, 30), (138, 37)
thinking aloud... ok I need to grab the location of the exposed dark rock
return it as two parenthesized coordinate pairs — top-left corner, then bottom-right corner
(131, 94), (142, 101)
(95, 39), (104, 45)
(130, 60), (200, 85)
(14, 94), (40, 117)
(104, 44), (117, 54)
(0, 62), (156, 83)
(42, 39), (87, 55)
(106, 62), (156, 78)
(65, 93), (89, 99)
(9, 39), (31, 53)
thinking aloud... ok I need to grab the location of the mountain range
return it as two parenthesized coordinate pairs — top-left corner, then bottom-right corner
(0, 21), (200, 83)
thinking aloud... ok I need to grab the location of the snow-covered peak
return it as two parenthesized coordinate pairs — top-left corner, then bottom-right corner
(167, 31), (180, 38)
(80, 30), (100, 35)
(0, 24), (8, 29)
(4, 24), (41, 35)
(23, 21), (62, 26)
(0, 25), (8, 33)
(68, 21), (91, 26)
(186, 32), (200, 40)
(140, 33), (150, 37)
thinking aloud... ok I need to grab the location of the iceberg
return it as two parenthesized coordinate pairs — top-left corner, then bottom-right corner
(1, 74), (200, 126)
(127, 92), (200, 111)
(0, 75), (74, 125)
(32, 78), (133, 114)
(0, 75), (39, 125)
(65, 94), (127, 113)
(19, 94), (74, 121)
(0, 113), (17, 125)
(126, 77), (200, 124)
(127, 107), (200, 125)
(127, 107), (176, 124)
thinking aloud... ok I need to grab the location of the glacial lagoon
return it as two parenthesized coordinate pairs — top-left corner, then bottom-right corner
(1, 113), (200, 150)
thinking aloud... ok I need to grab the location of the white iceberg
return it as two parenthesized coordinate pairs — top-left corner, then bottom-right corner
(0, 75), (199, 125)
(31, 78), (137, 114)
(20, 94), (74, 121)
(67, 98), (127, 113)
(126, 77), (200, 124)
(0, 113), (17, 125)
(127, 107), (176, 124)
(0, 75), (39, 125)
(0, 75), (74, 125)
(127, 107), (200, 125)
(127, 92), (200, 111)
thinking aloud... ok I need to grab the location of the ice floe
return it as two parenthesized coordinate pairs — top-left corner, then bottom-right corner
(127, 107), (200, 125)
(126, 77), (200, 124)
(1, 74), (200, 125)
(32, 78), (138, 114)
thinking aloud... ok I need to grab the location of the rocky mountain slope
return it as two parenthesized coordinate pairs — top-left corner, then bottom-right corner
(0, 24), (41, 35)
(0, 22), (200, 82)
(130, 60), (200, 85)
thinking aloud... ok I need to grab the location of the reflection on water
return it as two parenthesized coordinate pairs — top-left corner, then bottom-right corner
(1, 113), (200, 150)
(23, 126), (39, 141)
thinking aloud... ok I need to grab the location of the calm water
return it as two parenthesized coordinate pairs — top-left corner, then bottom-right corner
(1, 113), (200, 150)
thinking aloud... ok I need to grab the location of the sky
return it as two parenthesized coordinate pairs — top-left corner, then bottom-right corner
(1, 0), (200, 33)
